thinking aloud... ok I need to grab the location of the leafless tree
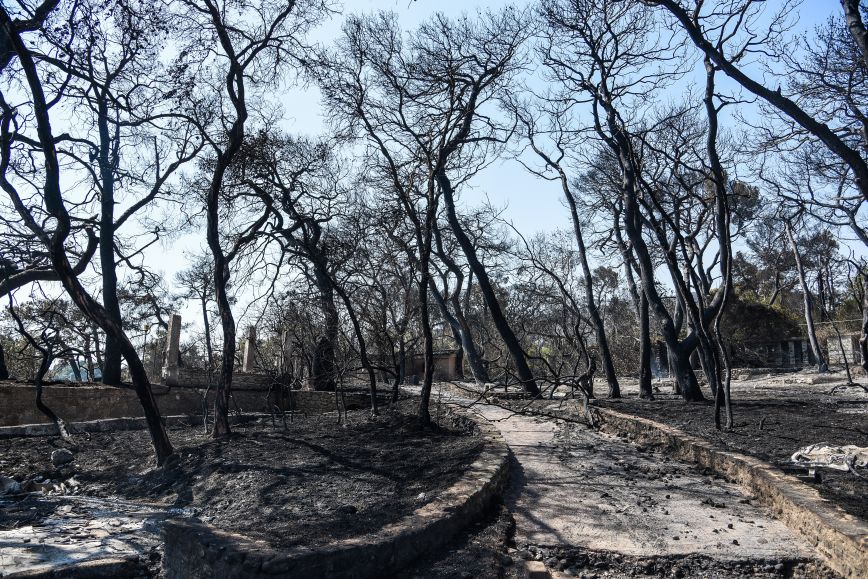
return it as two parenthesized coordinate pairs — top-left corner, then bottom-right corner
(320, 10), (538, 426)
(0, 1), (174, 463)
(170, 0), (331, 436)
(34, 0), (202, 384)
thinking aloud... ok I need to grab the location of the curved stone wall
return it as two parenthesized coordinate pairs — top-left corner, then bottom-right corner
(160, 407), (510, 579)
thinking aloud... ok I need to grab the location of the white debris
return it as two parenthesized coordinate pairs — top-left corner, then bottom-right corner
(791, 443), (868, 471)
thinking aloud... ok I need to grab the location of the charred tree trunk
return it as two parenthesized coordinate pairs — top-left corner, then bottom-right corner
(0, 341), (8, 380)
(432, 231), (489, 383)
(669, 344), (702, 398)
(96, 93), (123, 386)
(614, 219), (651, 398)
(34, 354), (71, 439)
(67, 358), (81, 382)
(638, 292), (653, 399)
(451, 294), (489, 383)
(312, 267), (338, 392)
(201, 295), (214, 370)
(417, 243), (435, 425)
(594, 83), (703, 401)
(391, 339), (406, 404)
(431, 283), (466, 378)
(332, 281), (379, 415)
(436, 170), (539, 396)
(785, 219), (828, 373)
(561, 177), (619, 397)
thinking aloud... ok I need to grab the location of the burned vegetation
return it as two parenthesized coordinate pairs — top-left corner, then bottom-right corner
(0, 0), (866, 578)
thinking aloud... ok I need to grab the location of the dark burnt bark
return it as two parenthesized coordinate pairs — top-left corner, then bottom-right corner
(785, 219), (828, 373)
(417, 234), (435, 425)
(1, 11), (174, 463)
(208, 156), (239, 438)
(96, 92), (123, 385)
(561, 174), (619, 397)
(201, 295), (214, 370)
(311, 266), (338, 392)
(436, 170), (539, 396)
(391, 339), (406, 404)
(638, 292), (653, 399)
(332, 281), (379, 415)
(34, 354), (71, 439)
(433, 230), (489, 383)
(0, 342), (7, 380)
(614, 214), (652, 398)
(604, 109), (703, 401)
(703, 58), (733, 429)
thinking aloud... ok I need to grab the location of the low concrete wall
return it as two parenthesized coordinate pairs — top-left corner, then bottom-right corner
(161, 406), (510, 579)
(594, 407), (868, 579)
(0, 382), (376, 427)
(0, 414), (265, 439)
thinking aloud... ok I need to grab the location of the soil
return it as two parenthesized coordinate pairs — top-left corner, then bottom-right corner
(512, 544), (835, 578)
(594, 391), (868, 522)
(0, 403), (483, 550)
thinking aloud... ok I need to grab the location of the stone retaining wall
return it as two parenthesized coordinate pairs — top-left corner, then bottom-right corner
(0, 382), (375, 427)
(594, 407), (867, 579)
(174, 369), (276, 390)
(160, 406), (510, 579)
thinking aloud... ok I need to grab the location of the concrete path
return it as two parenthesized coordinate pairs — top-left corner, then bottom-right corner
(429, 388), (814, 560)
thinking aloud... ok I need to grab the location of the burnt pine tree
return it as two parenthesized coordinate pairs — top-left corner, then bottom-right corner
(0, 4), (174, 464)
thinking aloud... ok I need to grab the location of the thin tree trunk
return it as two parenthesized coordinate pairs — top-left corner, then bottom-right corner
(201, 296), (214, 370)
(91, 326), (103, 372)
(332, 281), (379, 415)
(785, 219), (828, 372)
(417, 253), (435, 425)
(638, 292), (653, 399)
(83, 334), (94, 382)
(35, 355), (71, 440)
(561, 176), (619, 397)
(312, 267), (338, 392)
(67, 358), (81, 382)
(0, 341), (8, 380)
(96, 93), (123, 386)
(596, 88), (703, 401)
(391, 339), (406, 404)
(614, 219), (651, 398)
(428, 230), (490, 383)
(209, 190), (237, 437)
(436, 170), (539, 396)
